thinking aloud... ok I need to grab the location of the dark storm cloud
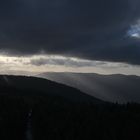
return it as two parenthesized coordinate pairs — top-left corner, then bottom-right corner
(29, 56), (130, 68)
(0, 0), (140, 64)
(29, 57), (99, 67)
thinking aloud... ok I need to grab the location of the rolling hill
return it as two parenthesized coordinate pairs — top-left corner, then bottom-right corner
(0, 75), (101, 103)
(38, 72), (140, 103)
(0, 75), (139, 139)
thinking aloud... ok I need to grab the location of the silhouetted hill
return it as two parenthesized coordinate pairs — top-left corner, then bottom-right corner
(38, 72), (140, 103)
(0, 75), (140, 140)
(0, 75), (101, 103)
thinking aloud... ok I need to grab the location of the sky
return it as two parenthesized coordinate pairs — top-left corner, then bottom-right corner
(0, 0), (140, 75)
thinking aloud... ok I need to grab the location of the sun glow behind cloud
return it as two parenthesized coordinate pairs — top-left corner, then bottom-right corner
(127, 20), (140, 39)
(0, 54), (139, 76)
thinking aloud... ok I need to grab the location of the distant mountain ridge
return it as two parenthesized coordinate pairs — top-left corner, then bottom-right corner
(38, 72), (140, 103)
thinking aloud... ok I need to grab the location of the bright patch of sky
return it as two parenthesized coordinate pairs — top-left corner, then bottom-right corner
(0, 54), (139, 76)
(127, 20), (140, 39)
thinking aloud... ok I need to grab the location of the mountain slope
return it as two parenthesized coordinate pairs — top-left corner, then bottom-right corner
(38, 72), (140, 103)
(0, 75), (102, 103)
(0, 75), (139, 140)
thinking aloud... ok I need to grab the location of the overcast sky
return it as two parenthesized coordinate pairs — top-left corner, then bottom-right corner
(0, 0), (140, 75)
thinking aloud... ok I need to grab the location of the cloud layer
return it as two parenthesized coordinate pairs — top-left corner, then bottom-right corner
(0, 0), (140, 64)
(0, 55), (139, 76)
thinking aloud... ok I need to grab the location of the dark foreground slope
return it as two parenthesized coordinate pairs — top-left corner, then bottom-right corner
(0, 75), (139, 140)
(38, 72), (140, 103)
(0, 75), (101, 103)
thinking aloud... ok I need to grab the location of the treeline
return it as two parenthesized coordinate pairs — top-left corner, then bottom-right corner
(0, 95), (140, 140)
(0, 96), (29, 140)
